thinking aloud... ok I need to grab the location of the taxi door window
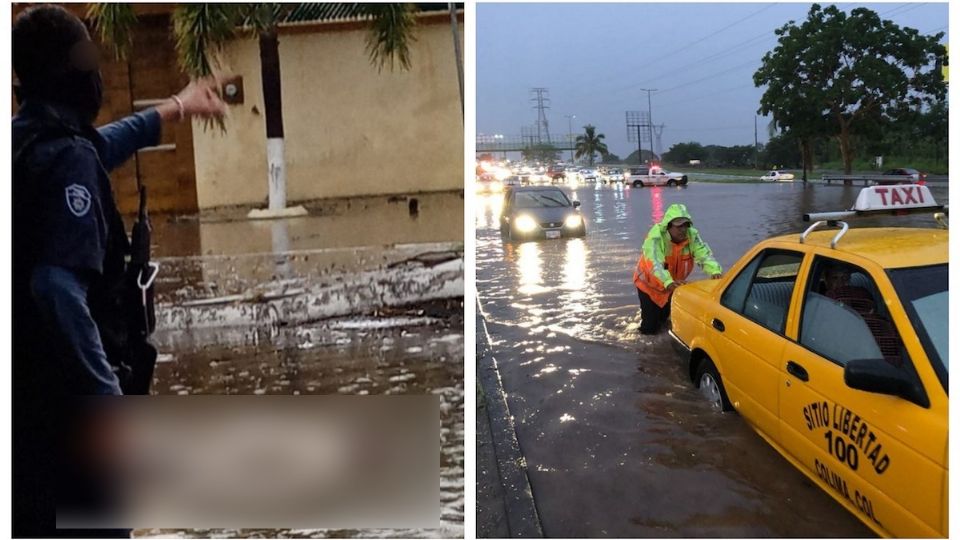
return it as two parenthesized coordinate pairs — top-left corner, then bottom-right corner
(720, 249), (803, 334)
(799, 257), (908, 368)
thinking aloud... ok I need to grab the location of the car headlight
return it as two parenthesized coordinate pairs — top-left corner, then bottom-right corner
(564, 214), (583, 228)
(514, 215), (538, 233)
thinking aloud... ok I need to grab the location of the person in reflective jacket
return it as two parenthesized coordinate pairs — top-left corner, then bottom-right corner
(13, 5), (225, 537)
(632, 203), (722, 334)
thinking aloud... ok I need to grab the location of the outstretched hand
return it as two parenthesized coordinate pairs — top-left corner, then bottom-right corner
(176, 77), (228, 118)
(157, 77), (228, 122)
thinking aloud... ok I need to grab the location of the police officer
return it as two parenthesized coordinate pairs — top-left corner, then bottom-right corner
(13, 5), (226, 536)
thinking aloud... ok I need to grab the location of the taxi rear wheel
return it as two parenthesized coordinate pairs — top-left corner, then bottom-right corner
(696, 359), (732, 412)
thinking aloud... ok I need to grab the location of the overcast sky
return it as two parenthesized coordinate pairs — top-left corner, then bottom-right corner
(476, 2), (949, 159)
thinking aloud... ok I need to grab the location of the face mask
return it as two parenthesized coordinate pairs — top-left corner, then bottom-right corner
(25, 39), (103, 124)
(58, 68), (104, 124)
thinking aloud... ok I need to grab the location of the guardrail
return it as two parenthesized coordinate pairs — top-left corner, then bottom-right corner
(820, 175), (920, 186)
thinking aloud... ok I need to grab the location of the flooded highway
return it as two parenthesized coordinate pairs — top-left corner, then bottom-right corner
(476, 181), (948, 537)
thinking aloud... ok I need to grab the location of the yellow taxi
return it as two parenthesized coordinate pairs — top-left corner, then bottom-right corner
(669, 185), (948, 537)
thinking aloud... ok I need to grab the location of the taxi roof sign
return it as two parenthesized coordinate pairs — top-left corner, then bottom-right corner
(853, 185), (939, 212)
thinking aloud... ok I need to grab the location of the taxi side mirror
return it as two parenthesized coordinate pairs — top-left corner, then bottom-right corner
(573, 201), (581, 208)
(844, 360), (929, 408)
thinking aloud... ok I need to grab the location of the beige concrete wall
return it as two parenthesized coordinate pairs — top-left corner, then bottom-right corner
(192, 18), (463, 209)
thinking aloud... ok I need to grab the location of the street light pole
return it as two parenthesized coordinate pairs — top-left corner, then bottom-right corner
(564, 114), (576, 165)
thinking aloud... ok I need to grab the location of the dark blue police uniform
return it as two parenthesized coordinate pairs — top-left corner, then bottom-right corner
(13, 100), (161, 395)
(13, 101), (161, 537)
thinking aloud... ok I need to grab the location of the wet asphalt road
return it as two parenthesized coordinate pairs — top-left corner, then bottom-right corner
(475, 181), (948, 537)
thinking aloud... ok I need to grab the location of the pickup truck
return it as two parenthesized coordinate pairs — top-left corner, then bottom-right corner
(625, 167), (688, 187)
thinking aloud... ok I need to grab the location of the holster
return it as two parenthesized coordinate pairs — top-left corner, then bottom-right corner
(95, 186), (158, 395)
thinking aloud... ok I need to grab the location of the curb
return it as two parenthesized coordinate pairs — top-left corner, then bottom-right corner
(155, 258), (463, 332)
(476, 307), (543, 538)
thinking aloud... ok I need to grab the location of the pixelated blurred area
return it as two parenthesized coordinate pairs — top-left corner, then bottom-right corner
(141, 298), (463, 538)
(59, 397), (442, 531)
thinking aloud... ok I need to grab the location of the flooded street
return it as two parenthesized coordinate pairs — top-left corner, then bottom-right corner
(136, 192), (465, 538)
(475, 181), (948, 536)
(142, 301), (464, 539)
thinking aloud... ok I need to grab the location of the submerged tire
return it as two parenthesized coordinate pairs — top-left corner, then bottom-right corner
(667, 179), (677, 187)
(633, 180), (644, 188)
(695, 358), (733, 412)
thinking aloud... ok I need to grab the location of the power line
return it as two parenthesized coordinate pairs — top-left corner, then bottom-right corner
(655, 82), (757, 109)
(569, 3), (778, 100)
(887, 2), (929, 17)
(880, 2), (926, 17)
(610, 31), (776, 97)
(640, 3), (776, 73)
(655, 57), (761, 95)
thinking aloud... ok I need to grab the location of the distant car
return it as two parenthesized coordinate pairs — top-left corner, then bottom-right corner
(603, 168), (624, 183)
(547, 165), (567, 182)
(881, 168), (925, 184)
(761, 170), (796, 182)
(499, 186), (586, 241)
(579, 168), (598, 182)
(502, 175), (522, 188)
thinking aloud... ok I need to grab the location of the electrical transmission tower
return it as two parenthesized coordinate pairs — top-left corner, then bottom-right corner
(653, 123), (666, 158)
(530, 88), (552, 144)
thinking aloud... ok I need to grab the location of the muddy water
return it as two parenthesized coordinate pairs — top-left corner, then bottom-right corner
(140, 302), (464, 538)
(148, 191), (465, 259)
(475, 182), (947, 536)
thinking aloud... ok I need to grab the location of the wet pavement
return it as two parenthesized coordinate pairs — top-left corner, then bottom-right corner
(134, 192), (465, 538)
(475, 181), (948, 537)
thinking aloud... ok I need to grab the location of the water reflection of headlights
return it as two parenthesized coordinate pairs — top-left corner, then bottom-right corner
(515, 215), (538, 233)
(564, 215), (583, 228)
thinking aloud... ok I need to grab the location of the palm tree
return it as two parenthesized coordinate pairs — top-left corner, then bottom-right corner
(89, 3), (422, 216)
(575, 125), (609, 167)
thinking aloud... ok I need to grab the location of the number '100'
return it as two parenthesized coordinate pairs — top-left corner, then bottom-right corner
(824, 430), (859, 470)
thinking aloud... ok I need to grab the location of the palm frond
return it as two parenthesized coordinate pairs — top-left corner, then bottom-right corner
(361, 3), (419, 72)
(87, 3), (138, 60)
(242, 3), (284, 35)
(171, 4), (241, 78)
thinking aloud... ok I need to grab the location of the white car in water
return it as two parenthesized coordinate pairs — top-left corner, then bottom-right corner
(761, 170), (796, 182)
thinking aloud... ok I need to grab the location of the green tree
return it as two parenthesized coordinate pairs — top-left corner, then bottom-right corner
(761, 134), (803, 169)
(574, 125), (609, 167)
(601, 152), (621, 164)
(521, 143), (560, 163)
(663, 142), (705, 165)
(754, 4), (946, 175)
(89, 3), (421, 214)
(624, 149), (659, 165)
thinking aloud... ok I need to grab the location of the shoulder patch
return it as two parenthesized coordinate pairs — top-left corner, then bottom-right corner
(65, 183), (92, 217)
